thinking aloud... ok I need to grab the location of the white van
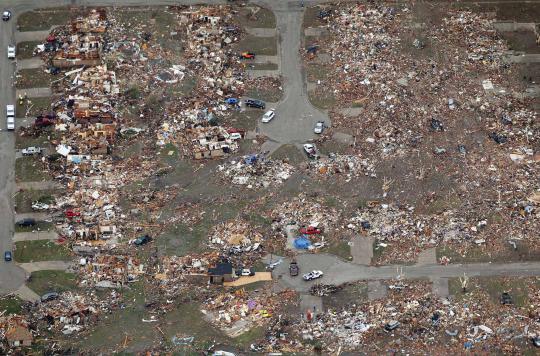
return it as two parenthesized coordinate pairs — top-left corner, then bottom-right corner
(6, 104), (15, 130)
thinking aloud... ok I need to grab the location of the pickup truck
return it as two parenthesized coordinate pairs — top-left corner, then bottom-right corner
(22, 146), (43, 156)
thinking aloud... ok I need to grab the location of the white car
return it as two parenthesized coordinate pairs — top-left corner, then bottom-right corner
(303, 143), (318, 158)
(314, 121), (325, 134)
(22, 147), (43, 156)
(7, 44), (15, 59)
(261, 109), (275, 123)
(303, 270), (324, 281)
(6, 104), (15, 130)
(2, 10), (11, 21)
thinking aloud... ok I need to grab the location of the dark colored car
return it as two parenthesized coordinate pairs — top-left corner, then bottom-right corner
(134, 234), (151, 246)
(384, 321), (400, 331)
(289, 261), (299, 276)
(532, 336), (540, 347)
(16, 218), (36, 227)
(4, 251), (12, 261)
(35, 116), (56, 127)
(501, 292), (513, 305)
(245, 99), (266, 109)
(299, 226), (322, 235)
(41, 292), (59, 302)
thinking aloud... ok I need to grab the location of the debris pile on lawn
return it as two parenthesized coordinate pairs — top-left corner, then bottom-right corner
(33, 291), (120, 335)
(76, 253), (146, 288)
(309, 284), (341, 297)
(218, 153), (294, 188)
(306, 154), (376, 179)
(209, 220), (264, 256)
(292, 278), (540, 353)
(348, 203), (489, 263)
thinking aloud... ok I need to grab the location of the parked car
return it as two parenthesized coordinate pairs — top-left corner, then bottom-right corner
(16, 218), (36, 227)
(240, 51), (255, 59)
(289, 261), (299, 276)
(241, 268), (255, 276)
(6, 104), (15, 130)
(299, 226), (322, 235)
(245, 99), (266, 109)
(40, 292), (59, 303)
(4, 251), (12, 262)
(303, 270), (323, 281)
(7, 44), (15, 59)
(266, 258), (282, 270)
(261, 109), (275, 123)
(229, 132), (242, 141)
(532, 336), (540, 347)
(500, 292), (513, 305)
(21, 146), (43, 156)
(2, 10), (11, 21)
(225, 98), (239, 105)
(134, 234), (151, 246)
(303, 143), (318, 159)
(48, 66), (61, 75)
(313, 121), (325, 134)
(384, 320), (400, 332)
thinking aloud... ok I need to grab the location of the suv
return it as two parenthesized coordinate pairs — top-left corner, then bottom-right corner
(7, 45), (15, 59)
(244, 99), (266, 109)
(4, 251), (12, 261)
(134, 234), (151, 246)
(289, 261), (299, 276)
(2, 10), (11, 21)
(6, 104), (15, 130)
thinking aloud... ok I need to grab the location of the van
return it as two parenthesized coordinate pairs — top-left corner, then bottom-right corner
(6, 104), (15, 130)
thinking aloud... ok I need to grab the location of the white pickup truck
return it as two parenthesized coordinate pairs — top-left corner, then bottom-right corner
(22, 146), (43, 156)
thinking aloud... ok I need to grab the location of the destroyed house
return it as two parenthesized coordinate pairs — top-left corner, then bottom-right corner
(208, 262), (233, 284)
(5, 318), (33, 347)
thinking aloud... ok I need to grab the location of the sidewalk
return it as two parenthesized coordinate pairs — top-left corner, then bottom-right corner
(19, 261), (70, 273)
(13, 231), (58, 242)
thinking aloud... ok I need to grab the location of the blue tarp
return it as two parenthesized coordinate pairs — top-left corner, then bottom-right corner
(244, 154), (258, 165)
(294, 237), (311, 249)
(225, 98), (239, 105)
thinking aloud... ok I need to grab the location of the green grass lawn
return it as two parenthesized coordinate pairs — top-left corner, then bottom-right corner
(245, 62), (279, 71)
(324, 240), (352, 261)
(245, 84), (283, 103)
(16, 68), (52, 89)
(235, 36), (277, 56)
(308, 89), (336, 110)
(0, 296), (24, 315)
(16, 96), (52, 117)
(14, 189), (58, 214)
(14, 239), (71, 263)
(15, 157), (50, 182)
(16, 41), (42, 60)
(27, 270), (78, 296)
(17, 8), (72, 32)
(237, 7), (276, 28)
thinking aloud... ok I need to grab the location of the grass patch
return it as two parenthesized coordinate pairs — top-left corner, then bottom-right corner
(15, 130), (52, 150)
(158, 143), (179, 164)
(270, 144), (306, 164)
(245, 62), (278, 71)
(235, 36), (277, 56)
(16, 41), (41, 60)
(306, 63), (330, 82)
(234, 325), (266, 347)
(14, 240), (71, 263)
(437, 243), (540, 264)
(237, 6), (276, 28)
(308, 89), (335, 110)
(0, 296), (24, 315)
(17, 8), (72, 32)
(15, 221), (54, 233)
(27, 270), (78, 296)
(324, 240), (352, 260)
(158, 221), (210, 256)
(303, 6), (327, 29)
(448, 276), (537, 307)
(323, 281), (368, 310)
(245, 84), (283, 103)
(227, 110), (261, 131)
(14, 189), (58, 214)
(16, 96), (52, 117)
(16, 68), (52, 89)
(15, 157), (50, 182)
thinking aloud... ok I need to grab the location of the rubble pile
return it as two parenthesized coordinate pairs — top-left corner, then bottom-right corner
(349, 203), (489, 263)
(270, 193), (340, 232)
(306, 154), (376, 179)
(209, 220), (264, 257)
(309, 284), (341, 297)
(218, 154), (294, 188)
(294, 279), (540, 353)
(77, 253), (146, 288)
(32, 291), (120, 335)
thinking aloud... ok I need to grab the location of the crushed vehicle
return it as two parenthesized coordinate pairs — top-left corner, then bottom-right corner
(299, 226), (322, 235)
(303, 143), (318, 159)
(134, 234), (151, 246)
